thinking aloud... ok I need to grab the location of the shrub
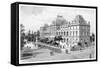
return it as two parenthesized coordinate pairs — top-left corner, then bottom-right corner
(71, 45), (81, 51)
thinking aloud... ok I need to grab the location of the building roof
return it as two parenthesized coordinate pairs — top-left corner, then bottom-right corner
(73, 15), (88, 25)
(40, 15), (90, 31)
(52, 15), (69, 26)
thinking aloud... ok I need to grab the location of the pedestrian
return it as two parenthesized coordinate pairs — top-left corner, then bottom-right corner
(89, 53), (92, 59)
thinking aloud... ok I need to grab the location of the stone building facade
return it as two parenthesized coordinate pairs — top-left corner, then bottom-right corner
(40, 15), (90, 47)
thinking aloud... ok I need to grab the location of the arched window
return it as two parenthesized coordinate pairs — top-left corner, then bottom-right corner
(67, 38), (68, 42)
(64, 38), (65, 42)
(66, 31), (68, 36)
(73, 31), (74, 36)
(84, 32), (86, 36)
(59, 32), (60, 35)
(61, 32), (63, 35)
(81, 39), (82, 41)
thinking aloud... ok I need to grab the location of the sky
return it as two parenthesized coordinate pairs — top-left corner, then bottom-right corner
(19, 4), (96, 34)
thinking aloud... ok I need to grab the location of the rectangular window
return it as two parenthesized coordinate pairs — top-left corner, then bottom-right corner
(64, 32), (65, 36)
(67, 32), (68, 36)
(73, 31), (74, 36)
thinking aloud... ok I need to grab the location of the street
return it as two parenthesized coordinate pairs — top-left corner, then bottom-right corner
(21, 44), (96, 63)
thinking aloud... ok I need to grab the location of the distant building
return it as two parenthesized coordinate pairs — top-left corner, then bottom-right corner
(40, 15), (90, 47)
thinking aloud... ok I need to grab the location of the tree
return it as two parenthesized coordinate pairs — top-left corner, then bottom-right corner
(27, 30), (35, 42)
(92, 33), (95, 42)
(84, 42), (88, 47)
(77, 42), (83, 50)
(90, 33), (95, 42)
(36, 30), (40, 40)
(78, 42), (82, 47)
(37, 30), (40, 36)
(31, 31), (35, 42)
(54, 35), (63, 41)
(20, 24), (25, 50)
(20, 24), (25, 33)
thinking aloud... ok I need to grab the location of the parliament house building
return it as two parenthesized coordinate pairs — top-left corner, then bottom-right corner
(40, 15), (90, 47)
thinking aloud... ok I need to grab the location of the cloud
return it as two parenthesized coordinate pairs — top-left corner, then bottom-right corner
(21, 6), (45, 16)
(19, 5), (96, 33)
